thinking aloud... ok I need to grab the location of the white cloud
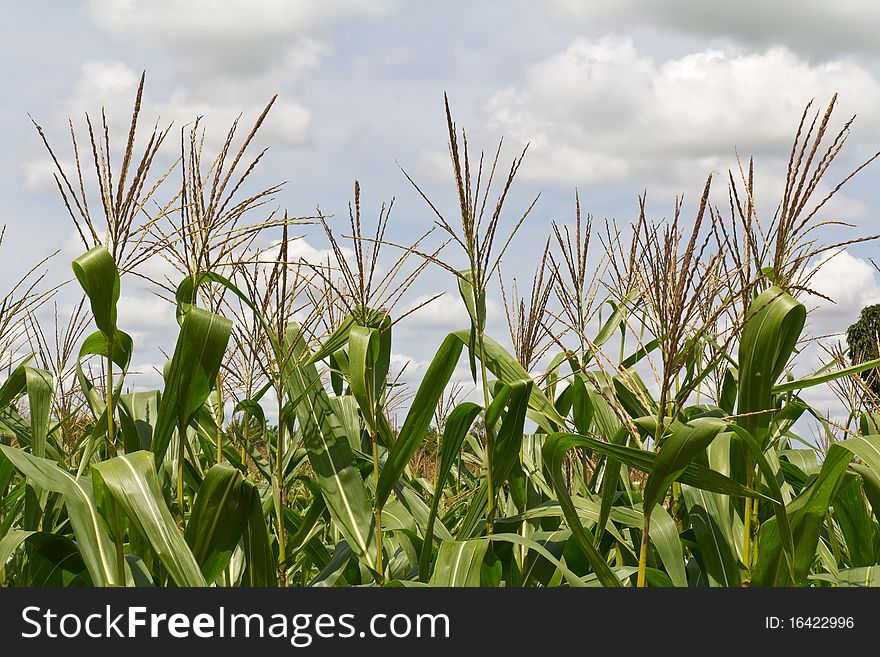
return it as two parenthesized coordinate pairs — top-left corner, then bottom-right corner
(116, 295), (176, 334)
(284, 236), (352, 267)
(802, 249), (880, 337)
(21, 158), (70, 193)
(64, 60), (311, 148)
(546, 1), (880, 57)
(87, 0), (395, 76)
(71, 3), (374, 161)
(483, 37), (880, 185)
(395, 292), (505, 338)
(22, 60), (312, 195)
(398, 293), (470, 330)
(89, 0), (396, 47)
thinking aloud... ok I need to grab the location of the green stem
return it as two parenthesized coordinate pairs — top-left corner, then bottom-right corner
(641, 388), (668, 588)
(107, 342), (115, 456)
(241, 413), (249, 469)
(637, 517), (649, 588)
(477, 330), (496, 534)
(275, 404), (286, 584)
(742, 464), (754, 578)
(372, 428), (383, 583)
(107, 341), (125, 582)
(215, 373), (224, 463)
(177, 420), (186, 524)
(672, 481), (682, 530)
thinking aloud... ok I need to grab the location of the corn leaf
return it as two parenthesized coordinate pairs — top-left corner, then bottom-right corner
(91, 451), (205, 586)
(151, 306), (232, 464)
(0, 445), (122, 586)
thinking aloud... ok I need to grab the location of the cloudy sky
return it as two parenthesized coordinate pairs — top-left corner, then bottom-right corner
(4, 1), (880, 431)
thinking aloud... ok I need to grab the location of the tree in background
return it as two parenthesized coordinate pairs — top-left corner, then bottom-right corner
(847, 303), (880, 398)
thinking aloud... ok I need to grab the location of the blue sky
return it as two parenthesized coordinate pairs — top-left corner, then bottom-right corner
(4, 1), (880, 430)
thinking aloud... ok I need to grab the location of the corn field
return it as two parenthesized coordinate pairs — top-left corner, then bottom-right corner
(3, 78), (880, 588)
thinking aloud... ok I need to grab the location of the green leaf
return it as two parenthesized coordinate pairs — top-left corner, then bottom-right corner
(812, 566), (880, 587)
(596, 426), (630, 544)
(0, 357), (33, 410)
(72, 245), (120, 338)
(232, 398), (271, 481)
(429, 539), (488, 586)
(643, 503), (687, 587)
(491, 379), (532, 486)
(727, 426), (795, 578)
(613, 368), (657, 419)
(681, 484), (743, 587)
(91, 451), (206, 587)
(833, 473), (876, 567)
(24, 368), (53, 459)
(851, 462), (880, 526)
(23, 532), (92, 586)
(451, 330), (566, 430)
(184, 464), (248, 583)
(0, 529), (35, 571)
(419, 402), (481, 580)
(281, 324), (377, 572)
(376, 333), (464, 509)
(456, 269), (485, 382)
(348, 324), (381, 435)
(72, 328), (135, 476)
(304, 316), (356, 366)
(487, 533), (590, 588)
(773, 356), (880, 394)
(240, 479), (274, 586)
(118, 390), (160, 453)
(75, 329), (133, 422)
(0, 445), (122, 586)
(642, 417), (728, 514)
(620, 338), (660, 369)
(151, 306), (232, 464)
(752, 442), (853, 586)
(554, 429), (766, 500)
(737, 286), (805, 446)
(586, 289), (638, 363)
(542, 433), (623, 587)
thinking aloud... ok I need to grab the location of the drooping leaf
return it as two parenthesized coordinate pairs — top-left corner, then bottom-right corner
(72, 245), (120, 338)
(452, 330), (566, 430)
(91, 451), (206, 587)
(542, 433), (623, 587)
(737, 286), (805, 446)
(184, 464), (248, 583)
(376, 333), (464, 509)
(151, 306), (232, 464)
(0, 445), (122, 586)
(642, 417), (728, 513)
(281, 323), (377, 572)
(419, 401), (481, 580)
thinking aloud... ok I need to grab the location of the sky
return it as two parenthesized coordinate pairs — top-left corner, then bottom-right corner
(3, 1), (880, 433)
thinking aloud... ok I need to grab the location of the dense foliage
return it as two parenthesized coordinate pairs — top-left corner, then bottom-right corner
(847, 304), (880, 399)
(2, 81), (880, 587)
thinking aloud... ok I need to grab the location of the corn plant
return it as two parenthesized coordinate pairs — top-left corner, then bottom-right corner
(4, 83), (880, 588)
